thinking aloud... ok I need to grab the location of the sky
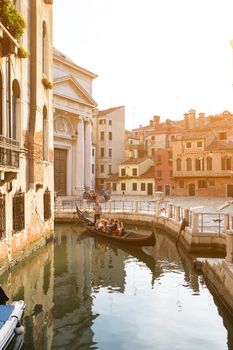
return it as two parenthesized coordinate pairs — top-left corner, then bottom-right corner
(53, 0), (233, 130)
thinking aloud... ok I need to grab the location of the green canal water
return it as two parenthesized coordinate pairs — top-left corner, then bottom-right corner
(1, 223), (233, 350)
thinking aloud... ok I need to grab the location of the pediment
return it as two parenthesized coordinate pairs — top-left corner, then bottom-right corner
(53, 76), (97, 107)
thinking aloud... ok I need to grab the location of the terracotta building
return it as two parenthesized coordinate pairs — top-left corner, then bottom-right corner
(172, 110), (233, 196)
(0, 0), (54, 271)
(93, 106), (125, 191)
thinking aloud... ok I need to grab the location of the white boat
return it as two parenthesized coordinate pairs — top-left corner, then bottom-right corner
(0, 300), (25, 350)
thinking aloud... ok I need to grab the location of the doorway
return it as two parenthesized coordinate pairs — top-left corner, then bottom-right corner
(227, 184), (233, 197)
(54, 148), (67, 196)
(147, 183), (153, 195)
(188, 183), (195, 196)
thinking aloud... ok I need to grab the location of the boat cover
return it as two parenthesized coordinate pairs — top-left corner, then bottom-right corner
(0, 305), (15, 326)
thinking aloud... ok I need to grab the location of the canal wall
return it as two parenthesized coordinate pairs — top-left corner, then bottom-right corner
(0, 229), (54, 276)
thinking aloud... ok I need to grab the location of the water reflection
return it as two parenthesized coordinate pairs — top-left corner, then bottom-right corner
(0, 223), (232, 349)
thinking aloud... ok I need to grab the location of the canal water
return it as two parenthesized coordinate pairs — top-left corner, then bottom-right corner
(1, 223), (233, 350)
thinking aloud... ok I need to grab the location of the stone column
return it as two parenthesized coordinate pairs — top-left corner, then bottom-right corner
(75, 117), (85, 196)
(226, 231), (233, 263)
(191, 212), (199, 234)
(175, 206), (180, 222)
(224, 214), (229, 231)
(184, 208), (190, 226)
(84, 118), (92, 189)
(168, 204), (173, 218)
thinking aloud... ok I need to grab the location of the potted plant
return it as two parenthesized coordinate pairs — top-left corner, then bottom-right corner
(42, 74), (53, 90)
(17, 45), (29, 58)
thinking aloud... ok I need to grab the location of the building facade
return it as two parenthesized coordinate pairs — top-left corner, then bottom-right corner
(172, 110), (233, 196)
(0, 0), (54, 269)
(93, 106), (125, 191)
(53, 48), (97, 196)
(109, 157), (154, 196)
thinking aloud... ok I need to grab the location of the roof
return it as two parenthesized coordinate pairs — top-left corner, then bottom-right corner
(53, 47), (98, 79)
(97, 106), (125, 116)
(140, 166), (155, 178)
(120, 157), (150, 165)
(206, 139), (233, 151)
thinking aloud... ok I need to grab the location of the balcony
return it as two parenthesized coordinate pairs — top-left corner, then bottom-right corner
(0, 136), (20, 171)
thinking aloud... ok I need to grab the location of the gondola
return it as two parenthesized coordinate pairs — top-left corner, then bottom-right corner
(76, 205), (156, 247)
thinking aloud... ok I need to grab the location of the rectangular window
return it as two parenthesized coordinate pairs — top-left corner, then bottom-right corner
(109, 148), (112, 157)
(100, 148), (104, 157)
(157, 155), (162, 162)
(157, 170), (162, 177)
(112, 182), (117, 191)
(92, 149), (95, 157)
(121, 168), (126, 176)
(121, 183), (126, 191)
(219, 132), (226, 140)
(100, 131), (104, 140)
(197, 141), (202, 147)
(186, 142), (191, 148)
(132, 168), (137, 176)
(151, 136), (155, 140)
(109, 132), (112, 140)
(99, 179), (104, 185)
(0, 193), (6, 239)
(99, 119), (106, 124)
(141, 183), (146, 191)
(132, 183), (137, 191)
(109, 120), (112, 125)
(44, 188), (51, 221)
(179, 180), (184, 188)
(100, 164), (104, 173)
(209, 180), (215, 186)
(92, 164), (95, 174)
(168, 151), (172, 159)
(108, 164), (112, 174)
(198, 180), (207, 188)
(13, 189), (25, 232)
(169, 170), (173, 177)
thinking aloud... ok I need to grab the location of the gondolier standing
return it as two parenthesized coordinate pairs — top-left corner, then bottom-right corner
(93, 201), (102, 224)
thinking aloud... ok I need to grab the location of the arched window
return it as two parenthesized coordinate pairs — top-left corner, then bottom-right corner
(43, 105), (48, 160)
(207, 157), (212, 171)
(186, 158), (192, 171)
(195, 158), (204, 171)
(12, 79), (20, 140)
(42, 21), (47, 75)
(176, 158), (181, 171)
(0, 70), (3, 135)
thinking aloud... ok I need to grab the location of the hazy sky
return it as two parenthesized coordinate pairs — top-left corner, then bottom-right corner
(53, 0), (233, 130)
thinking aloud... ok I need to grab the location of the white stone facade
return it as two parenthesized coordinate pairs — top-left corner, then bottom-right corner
(53, 49), (97, 197)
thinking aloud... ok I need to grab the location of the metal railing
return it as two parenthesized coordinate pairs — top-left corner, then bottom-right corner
(54, 198), (227, 235)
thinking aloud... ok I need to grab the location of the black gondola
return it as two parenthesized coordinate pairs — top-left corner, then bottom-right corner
(76, 205), (156, 247)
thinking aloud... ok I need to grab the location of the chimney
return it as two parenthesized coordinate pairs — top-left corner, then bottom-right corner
(184, 113), (189, 129)
(199, 113), (205, 128)
(189, 109), (196, 129)
(153, 115), (160, 125)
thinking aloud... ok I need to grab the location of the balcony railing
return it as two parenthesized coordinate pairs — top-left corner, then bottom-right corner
(0, 136), (20, 169)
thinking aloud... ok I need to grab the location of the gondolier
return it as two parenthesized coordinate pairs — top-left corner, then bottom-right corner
(93, 201), (102, 224)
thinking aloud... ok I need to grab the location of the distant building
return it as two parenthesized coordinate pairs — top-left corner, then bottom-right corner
(172, 110), (233, 196)
(53, 48), (97, 196)
(109, 157), (155, 196)
(93, 106), (125, 191)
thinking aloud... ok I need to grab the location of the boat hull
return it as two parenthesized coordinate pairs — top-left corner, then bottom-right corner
(76, 206), (156, 247)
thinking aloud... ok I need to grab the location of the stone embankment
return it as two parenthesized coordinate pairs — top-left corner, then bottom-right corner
(55, 196), (233, 314)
